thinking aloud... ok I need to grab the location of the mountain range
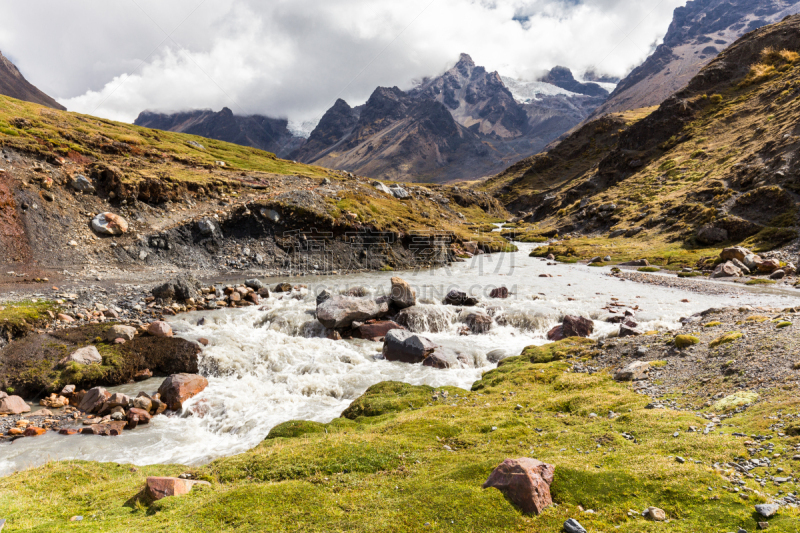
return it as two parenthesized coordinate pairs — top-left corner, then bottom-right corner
(133, 107), (304, 159)
(292, 55), (607, 182)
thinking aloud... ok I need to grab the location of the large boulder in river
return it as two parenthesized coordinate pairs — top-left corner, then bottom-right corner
(356, 321), (405, 342)
(463, 310), (492, 334)
(158, 373), (208, 411)
(423, 347), (472, 369)
(0, 394), (30, 415)
(382, 330), (437, 364)
(91, 212), (128, 235)
(547, 315), (593, 341)
(443, 289), (478, 306)
(79, 386), (110, 413)
(389, 277), (416, 309)
(395, 306), (454, 333)
(316, 296), (389, 329)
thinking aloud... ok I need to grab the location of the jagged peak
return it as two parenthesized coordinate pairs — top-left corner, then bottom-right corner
(456, 53), (475, 67)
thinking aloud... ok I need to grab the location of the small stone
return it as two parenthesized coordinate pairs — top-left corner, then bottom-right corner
(645, 507), (666, 521)
(69, 515), (83, 522)
(563, 518), (587, 533)
(755, 503), (779, 518)
(147, 321), (173, 338)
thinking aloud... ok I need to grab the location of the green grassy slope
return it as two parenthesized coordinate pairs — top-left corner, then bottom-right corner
(1, 339), (798, 532)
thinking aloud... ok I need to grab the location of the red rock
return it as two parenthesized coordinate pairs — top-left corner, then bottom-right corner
(147, 321), (173, 338)
(126, 414), (139, 430)
(78, 387), (110, 413)
(482, 458), (554, 515)
(0, 395), (31, 415)
(57, 313), (75, 322)
(561, 315), (593, 338)
(59, 429), (79, 435)
(23, 426), (47, 437)
(129, 407), (152, 424)
(546, 325), (565, 341)
(758, 258), (781, 273)
(113, 338), (126, 344)
(356, 321), (405, 342)
(81, 421), (126, 436)
(158, 374), (208, 411)
(145, 477), (211, 501)
(489, 286), (509, 299)
(246, 293), (260, 305)
(198, 338), (209, 346)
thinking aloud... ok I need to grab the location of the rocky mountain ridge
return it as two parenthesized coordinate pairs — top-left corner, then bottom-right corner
(134, 107), (305, 159)
(0, 50), (64, 111)
(485, 13), (800, 259)
(295, 55), (608, 183)
(592, 0), (800, 117)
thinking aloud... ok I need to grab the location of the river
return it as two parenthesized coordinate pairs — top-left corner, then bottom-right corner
(2, 243), (799, 475)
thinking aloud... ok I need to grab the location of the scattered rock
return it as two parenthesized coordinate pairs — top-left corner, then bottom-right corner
(389, 277), (416, 309)
(548, 315), (593, 340)
(563, 518), (587, 533)
(158, 373), (209, 411)
(721, 247), (749, 262)
(356, 321), (405, 342)
(614, 361), (650, 381)
(382, 330), (437, 364)
(619, 319), (644, 337)
(103, 325), (137, 342)
(757, 259), (781, 273)
(443, 289), (478, 306)
(145, 477), (211, 501)
(147, 321), (173, 338)
(316, 296), (389, 329)
(91, 212), (129, 235)
(70, 175), (95, 193)
(78, 387), (109, 413)
(644, 507), (666, 521)
(23, 426), (46, 437)
(711, 261), (742, 278)
(755, 503), (779, 518)
(59, 345), (102, 366)
(482, 458), (554, 515)
(0, 395), (30, 415)
(489, 286), (509, 299)
(274, 282), (293, 293)
(464, 310), (492, 334)
(619, 259), (649, 267)
(245, 279), (264, 290)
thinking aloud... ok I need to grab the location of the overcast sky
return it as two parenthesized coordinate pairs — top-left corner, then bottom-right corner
(0, 0), (685, 125)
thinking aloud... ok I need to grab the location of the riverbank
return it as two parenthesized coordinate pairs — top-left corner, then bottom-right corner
(1, 320), (799, 531)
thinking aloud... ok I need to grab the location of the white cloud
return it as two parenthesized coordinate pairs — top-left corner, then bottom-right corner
(0, 0), (686, 124)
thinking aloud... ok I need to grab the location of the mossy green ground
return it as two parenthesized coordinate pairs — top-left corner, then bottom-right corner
(0, 300), (58, 338)
(1, 339), (798, 531)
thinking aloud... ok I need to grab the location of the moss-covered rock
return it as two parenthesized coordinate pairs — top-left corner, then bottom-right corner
(674, 335), (700, 349)
(341, 381), (435, 419)
(0, 323), (200, 397)
(267, 420), (327, 439)
(709, 331), (743, 348)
